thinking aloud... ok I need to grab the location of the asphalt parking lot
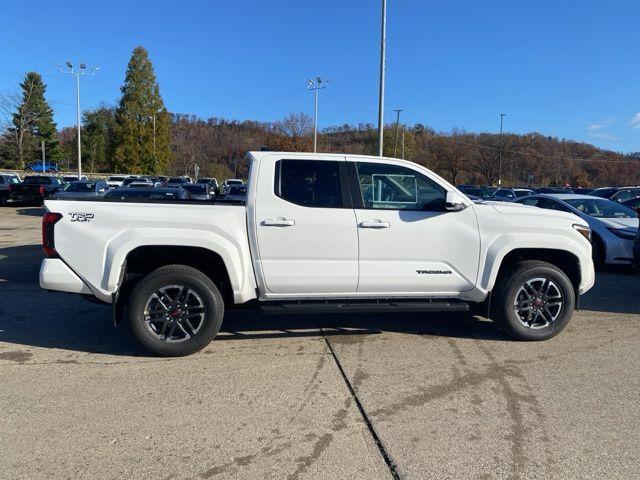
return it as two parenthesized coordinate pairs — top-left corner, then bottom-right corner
(1, 205), (639, 480)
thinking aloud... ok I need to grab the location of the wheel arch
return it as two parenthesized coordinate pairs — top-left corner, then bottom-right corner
(492, 248), (581, 292)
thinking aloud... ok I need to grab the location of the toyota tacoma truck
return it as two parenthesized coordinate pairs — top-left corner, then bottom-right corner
(39, 152), (595, 356)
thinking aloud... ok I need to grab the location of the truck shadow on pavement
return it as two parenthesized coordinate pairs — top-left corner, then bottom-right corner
(14, 206), (45, 216)
(0, 243), (637, 357)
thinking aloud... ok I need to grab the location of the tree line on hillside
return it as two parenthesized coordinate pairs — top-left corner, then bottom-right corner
(1, 46), (639, 187)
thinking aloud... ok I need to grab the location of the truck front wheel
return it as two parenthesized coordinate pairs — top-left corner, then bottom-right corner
(491, 261), (575, 341)
(128, 264), (224, 356)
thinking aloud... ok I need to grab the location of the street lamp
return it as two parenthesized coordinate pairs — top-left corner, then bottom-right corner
(57, 61), (99, 178)
(498, 113), (506, 186)
(307, 77), (330, 153)
(377, 0), (387, 157)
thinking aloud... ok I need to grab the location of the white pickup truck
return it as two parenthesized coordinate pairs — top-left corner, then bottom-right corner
(40, 152), (595, 356)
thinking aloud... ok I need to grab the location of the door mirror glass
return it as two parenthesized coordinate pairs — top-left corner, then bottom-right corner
(445, 191), (467, 212)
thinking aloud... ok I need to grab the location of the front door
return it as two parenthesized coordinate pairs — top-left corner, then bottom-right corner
(254, 156), (359, 295)
(351, 160), (480, 295)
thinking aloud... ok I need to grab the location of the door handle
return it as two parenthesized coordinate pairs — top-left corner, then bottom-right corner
(261, 218), (295, 227)
(359, 220), (390, 229)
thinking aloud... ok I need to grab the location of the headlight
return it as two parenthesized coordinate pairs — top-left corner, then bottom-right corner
(573, 224), (592, 242)
(606, 227), (636, 240)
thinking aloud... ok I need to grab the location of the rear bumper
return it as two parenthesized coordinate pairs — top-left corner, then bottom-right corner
(39, 258), (92, 294)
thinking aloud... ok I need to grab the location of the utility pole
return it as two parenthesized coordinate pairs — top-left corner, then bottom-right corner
(41, 140), (45, 172)
(393, 109), (402, 157)
(401, 131), (405, 159)
(307, 78), (330, 153)
(57, 62), (100, 178)
(377, 0), (387, 157)
(498, 113), (506, 186)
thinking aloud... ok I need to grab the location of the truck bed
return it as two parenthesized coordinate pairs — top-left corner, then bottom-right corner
(43, 198), (255, 303)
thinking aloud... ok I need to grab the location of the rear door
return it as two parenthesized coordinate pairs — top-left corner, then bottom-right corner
(253, 156), (359, 295)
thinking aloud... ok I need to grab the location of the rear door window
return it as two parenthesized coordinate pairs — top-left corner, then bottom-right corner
(275, 160), (346, 208)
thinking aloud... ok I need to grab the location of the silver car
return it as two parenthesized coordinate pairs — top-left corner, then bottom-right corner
(515, 194), (639, 265)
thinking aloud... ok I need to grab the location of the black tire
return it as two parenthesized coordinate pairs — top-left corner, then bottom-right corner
(491, 260), (575, 341)
(592, 235), (606, 267)
(128, 264), (224, 356)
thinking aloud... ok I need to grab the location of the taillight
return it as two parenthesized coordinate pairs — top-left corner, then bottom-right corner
(39, 186), (46, 196)
(42, 212), (62, 258)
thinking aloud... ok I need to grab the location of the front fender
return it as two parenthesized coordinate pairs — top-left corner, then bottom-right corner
(479, 232), (593, 293)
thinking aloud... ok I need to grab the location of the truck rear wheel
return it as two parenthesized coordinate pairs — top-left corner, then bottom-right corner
(128, 264), (224, 356)
(491, 260), (575, 341)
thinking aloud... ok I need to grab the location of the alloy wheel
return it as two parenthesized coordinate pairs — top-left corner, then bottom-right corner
(143, 285), (206, 342)
(513, 277), (564, 329)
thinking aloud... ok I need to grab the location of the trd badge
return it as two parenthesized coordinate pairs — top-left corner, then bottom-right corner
(69, 213), (95, 222)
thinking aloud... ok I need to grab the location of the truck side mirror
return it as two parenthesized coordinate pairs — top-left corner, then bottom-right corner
(445, 191), (468, 212)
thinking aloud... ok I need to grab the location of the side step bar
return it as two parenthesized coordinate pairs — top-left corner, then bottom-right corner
(260, 300), (469, 315)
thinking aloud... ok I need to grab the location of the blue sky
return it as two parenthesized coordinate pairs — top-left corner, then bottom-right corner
(2, 0), (639, 152)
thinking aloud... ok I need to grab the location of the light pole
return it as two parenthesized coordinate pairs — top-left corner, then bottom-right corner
(377, 0), (387, 157)
(498, 113), (506, 186)
(57, 62), (99, 178)
(393, 109), (402, 157)
(307, 78), (330, 153)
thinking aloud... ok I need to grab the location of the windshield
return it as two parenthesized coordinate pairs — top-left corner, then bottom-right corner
(228, 186), (247, 195)
(168, 177), (186, 183)
(65, 182), (96, 192)
(565, 198), (636, 219)
(23, 176), (51, 184)
(182, 184), (206, 194)
(515, 190), (533, 197)
(461, 187), (484, 196)
(108, 176), (125, 181)
(590, 188), (617, 198)
(227, 179), (243, 185)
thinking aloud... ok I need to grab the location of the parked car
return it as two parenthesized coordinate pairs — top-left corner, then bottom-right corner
(222, 178), (244, 194)
(0, 173), (21, 206)
(621, 197), (640, 211)
(222, 184), (247, 201)
(196, 177), (220, 196)
(25, 161), (59, 173)
(515, 194), (638, 265)
(103, 187), (191, 201)
(166, 176), (192, 188)
(10, 175), (63, 204)
(181, 184), (212, 200)
(40, 151), (595, 356)
(534, 187), (567, 194)
(571, 188), (593, 195)
(490, 187), (534, 201)
(106, 175), (129, 188)
(590, 186), (640, 203)
(61, 175), (88, 184)
(456, 185), (485, 198)
(122, 177), (154, 188)
(53, 180), (109, 199)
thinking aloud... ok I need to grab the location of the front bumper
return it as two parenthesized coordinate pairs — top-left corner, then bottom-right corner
(579, 256), (596, 294)
(39, 258), (92, 294)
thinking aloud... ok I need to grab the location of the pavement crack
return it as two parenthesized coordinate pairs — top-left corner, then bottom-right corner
(318, 320), (401, 480)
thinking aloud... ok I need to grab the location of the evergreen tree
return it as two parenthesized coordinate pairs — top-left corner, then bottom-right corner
(9, 72), (60, 168)
(113, 47), (171, 174)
